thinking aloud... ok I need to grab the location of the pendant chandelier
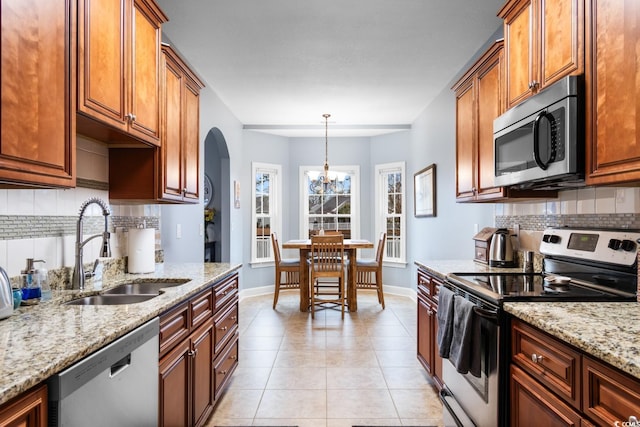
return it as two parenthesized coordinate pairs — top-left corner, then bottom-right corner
(322, 113), (331, 184)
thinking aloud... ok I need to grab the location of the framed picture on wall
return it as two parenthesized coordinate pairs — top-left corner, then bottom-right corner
(234, 180), (241, 209)
(414, 163), (436, 217)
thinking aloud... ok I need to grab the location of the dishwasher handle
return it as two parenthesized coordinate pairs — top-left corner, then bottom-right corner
(109, 353), (132, 378)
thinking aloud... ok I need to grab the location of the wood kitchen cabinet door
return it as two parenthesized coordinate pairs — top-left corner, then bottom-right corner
(500, 0), (584, 109)
(77, 0), (167, 146)
(0, 385), (47, 427)
(454, 41), (510, 202)
(0, 0), (76, 188)
(159, 339), (191, 427)
(585, 0), (640, 185)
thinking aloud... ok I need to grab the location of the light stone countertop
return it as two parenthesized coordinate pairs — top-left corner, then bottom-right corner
(0, 262), (241, 406)
(416, 259), (640, 381)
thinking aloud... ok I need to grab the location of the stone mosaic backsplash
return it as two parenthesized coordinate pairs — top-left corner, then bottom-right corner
(0, 215), (159, 240)
(496, 213), (640, 231)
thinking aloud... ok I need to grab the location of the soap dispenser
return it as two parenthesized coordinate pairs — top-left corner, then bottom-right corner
(21, 258), (43, 304)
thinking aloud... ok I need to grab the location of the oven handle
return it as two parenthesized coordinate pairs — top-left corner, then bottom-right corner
(533, 110), (556, 170)
(473, 306), (499, 321)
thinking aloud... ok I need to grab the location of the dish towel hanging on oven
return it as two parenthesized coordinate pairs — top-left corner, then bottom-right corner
(436, 286), (455, 358)
(448, 295), (481, 376)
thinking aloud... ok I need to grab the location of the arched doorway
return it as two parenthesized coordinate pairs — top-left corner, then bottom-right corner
(204, 128), (231, 262)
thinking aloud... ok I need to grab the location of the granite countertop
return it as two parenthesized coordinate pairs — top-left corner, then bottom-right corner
(0, 262), (241, 406)
(416, 259), (640, 381)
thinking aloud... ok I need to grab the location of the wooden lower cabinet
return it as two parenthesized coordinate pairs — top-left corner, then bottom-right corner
(0, 384), (47, 427)
(159, 273), (239, 427)
(511, 318), (640, 426)
(511, 364), (584, 427)
(416, 267), (443, 389)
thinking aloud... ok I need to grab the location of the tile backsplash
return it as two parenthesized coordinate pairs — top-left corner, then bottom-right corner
(0, 137), (162, 280)
(496, 187), (640, 252)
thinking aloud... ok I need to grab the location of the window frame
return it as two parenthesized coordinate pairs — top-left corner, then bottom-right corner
(375, 161), (406, 265)
(298, 165), (360, 239)
(250, 162), (282, 265)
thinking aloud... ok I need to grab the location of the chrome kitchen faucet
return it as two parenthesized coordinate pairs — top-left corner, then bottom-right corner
(72, 198), (111, 290)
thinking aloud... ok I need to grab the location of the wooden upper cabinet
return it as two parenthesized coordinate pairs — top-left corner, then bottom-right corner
(77, 0), (167, 146)
(585, 0), (640, 185)
(0, 0), (76, 188)
(159, 44), (203, 202)
(454, 41), (509, 202)
(499, 0), (584, 109)
(108, 44), (204, 203)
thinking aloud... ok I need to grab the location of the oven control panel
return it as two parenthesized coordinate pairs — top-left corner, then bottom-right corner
(540, 228), (640, 266)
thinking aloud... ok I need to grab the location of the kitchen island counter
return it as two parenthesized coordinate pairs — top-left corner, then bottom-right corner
(0, 262), (241, 406)
(416, 259), (640, 381)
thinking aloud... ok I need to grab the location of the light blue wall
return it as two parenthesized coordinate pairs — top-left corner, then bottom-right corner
(160, 27), (500, 293)
(161, 86), (245, 270)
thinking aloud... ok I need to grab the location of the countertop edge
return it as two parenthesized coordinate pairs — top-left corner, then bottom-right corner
(0, 262), (241, 406)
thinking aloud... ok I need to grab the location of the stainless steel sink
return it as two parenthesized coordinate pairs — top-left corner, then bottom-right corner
(103, 281), (186, 295)
(65, 294), (157, 305)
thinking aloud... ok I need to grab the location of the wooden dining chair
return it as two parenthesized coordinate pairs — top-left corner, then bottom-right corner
(356, 232), (386, 309)
(308, 233), (347, 318)
(271, 233), (300, 309)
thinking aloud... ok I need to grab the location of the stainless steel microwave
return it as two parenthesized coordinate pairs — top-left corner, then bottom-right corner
(493, 75), (584, 189)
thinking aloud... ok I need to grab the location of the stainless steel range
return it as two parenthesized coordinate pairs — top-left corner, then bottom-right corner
(439, 227), (640, 427)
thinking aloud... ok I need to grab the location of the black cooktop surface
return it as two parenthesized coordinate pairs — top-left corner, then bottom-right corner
(447, 272), (636, 305)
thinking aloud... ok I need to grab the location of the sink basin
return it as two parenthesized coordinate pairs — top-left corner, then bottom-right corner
(103, 281), (186, 295)
(65, 294), (157, 305)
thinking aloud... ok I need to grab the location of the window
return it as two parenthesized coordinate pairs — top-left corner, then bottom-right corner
(300, 166), (360, 239)
(251, 162), (282, 264)
(375, 162), (406, 264)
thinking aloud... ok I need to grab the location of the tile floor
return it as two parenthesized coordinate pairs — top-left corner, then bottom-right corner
(205, 290), (444, 427)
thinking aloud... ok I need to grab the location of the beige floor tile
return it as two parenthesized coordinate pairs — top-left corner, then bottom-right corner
(375, 350), (423, 368)
(327, 367), (387, 389)
(256, 389), (327, 418)
(327, 389), (398, 419)
(239, 336), (283, 351)
(280, 335), (327, 350)
(205, 292), (441, 426)
(326, 350), (379, 367)
(326, 335), (372, 350)
(227, 366), (272, 389)
(369, 336), (416, 351)
(382, 367), (435, 389)
(239, 350), (278, 367)
(211, 389), (263, 419)
(390, 388), (443, 419)
(274, 350), (327, 368)
(266, 367), (327, 389)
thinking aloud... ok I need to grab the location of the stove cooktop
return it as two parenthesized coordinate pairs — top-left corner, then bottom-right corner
(447, 272), (637, 305)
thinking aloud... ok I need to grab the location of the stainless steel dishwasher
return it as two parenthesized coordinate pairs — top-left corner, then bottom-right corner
(48, 318), (159, 427)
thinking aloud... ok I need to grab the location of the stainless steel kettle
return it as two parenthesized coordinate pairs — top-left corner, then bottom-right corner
(0, 266), (13, 320)
(489, 228), (517, 268)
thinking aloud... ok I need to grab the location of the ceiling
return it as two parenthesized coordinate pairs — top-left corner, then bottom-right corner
(155, 0), (505, 137)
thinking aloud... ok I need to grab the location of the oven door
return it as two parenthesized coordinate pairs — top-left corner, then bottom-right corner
(441, 306), (500, 427)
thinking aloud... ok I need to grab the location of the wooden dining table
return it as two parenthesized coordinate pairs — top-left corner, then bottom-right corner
(282, 238), (374, 312)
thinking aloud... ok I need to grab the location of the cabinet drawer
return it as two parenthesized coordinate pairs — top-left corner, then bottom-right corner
(583, 356), (640, 426)
(511, 319), (581, 409)
(214, 274), (238, 311)
(190, 288), (213, 330)
(214, 302), (238, 353)
(160, 301), (190, 357)
(417, 269), (434, 299)
(213, 335), (238, 398)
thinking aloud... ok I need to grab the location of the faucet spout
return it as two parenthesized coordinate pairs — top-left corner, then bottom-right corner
(72, 198), (111, 290)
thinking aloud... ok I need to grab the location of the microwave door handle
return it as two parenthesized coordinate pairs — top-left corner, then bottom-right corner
(533, 111), (555, 170)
